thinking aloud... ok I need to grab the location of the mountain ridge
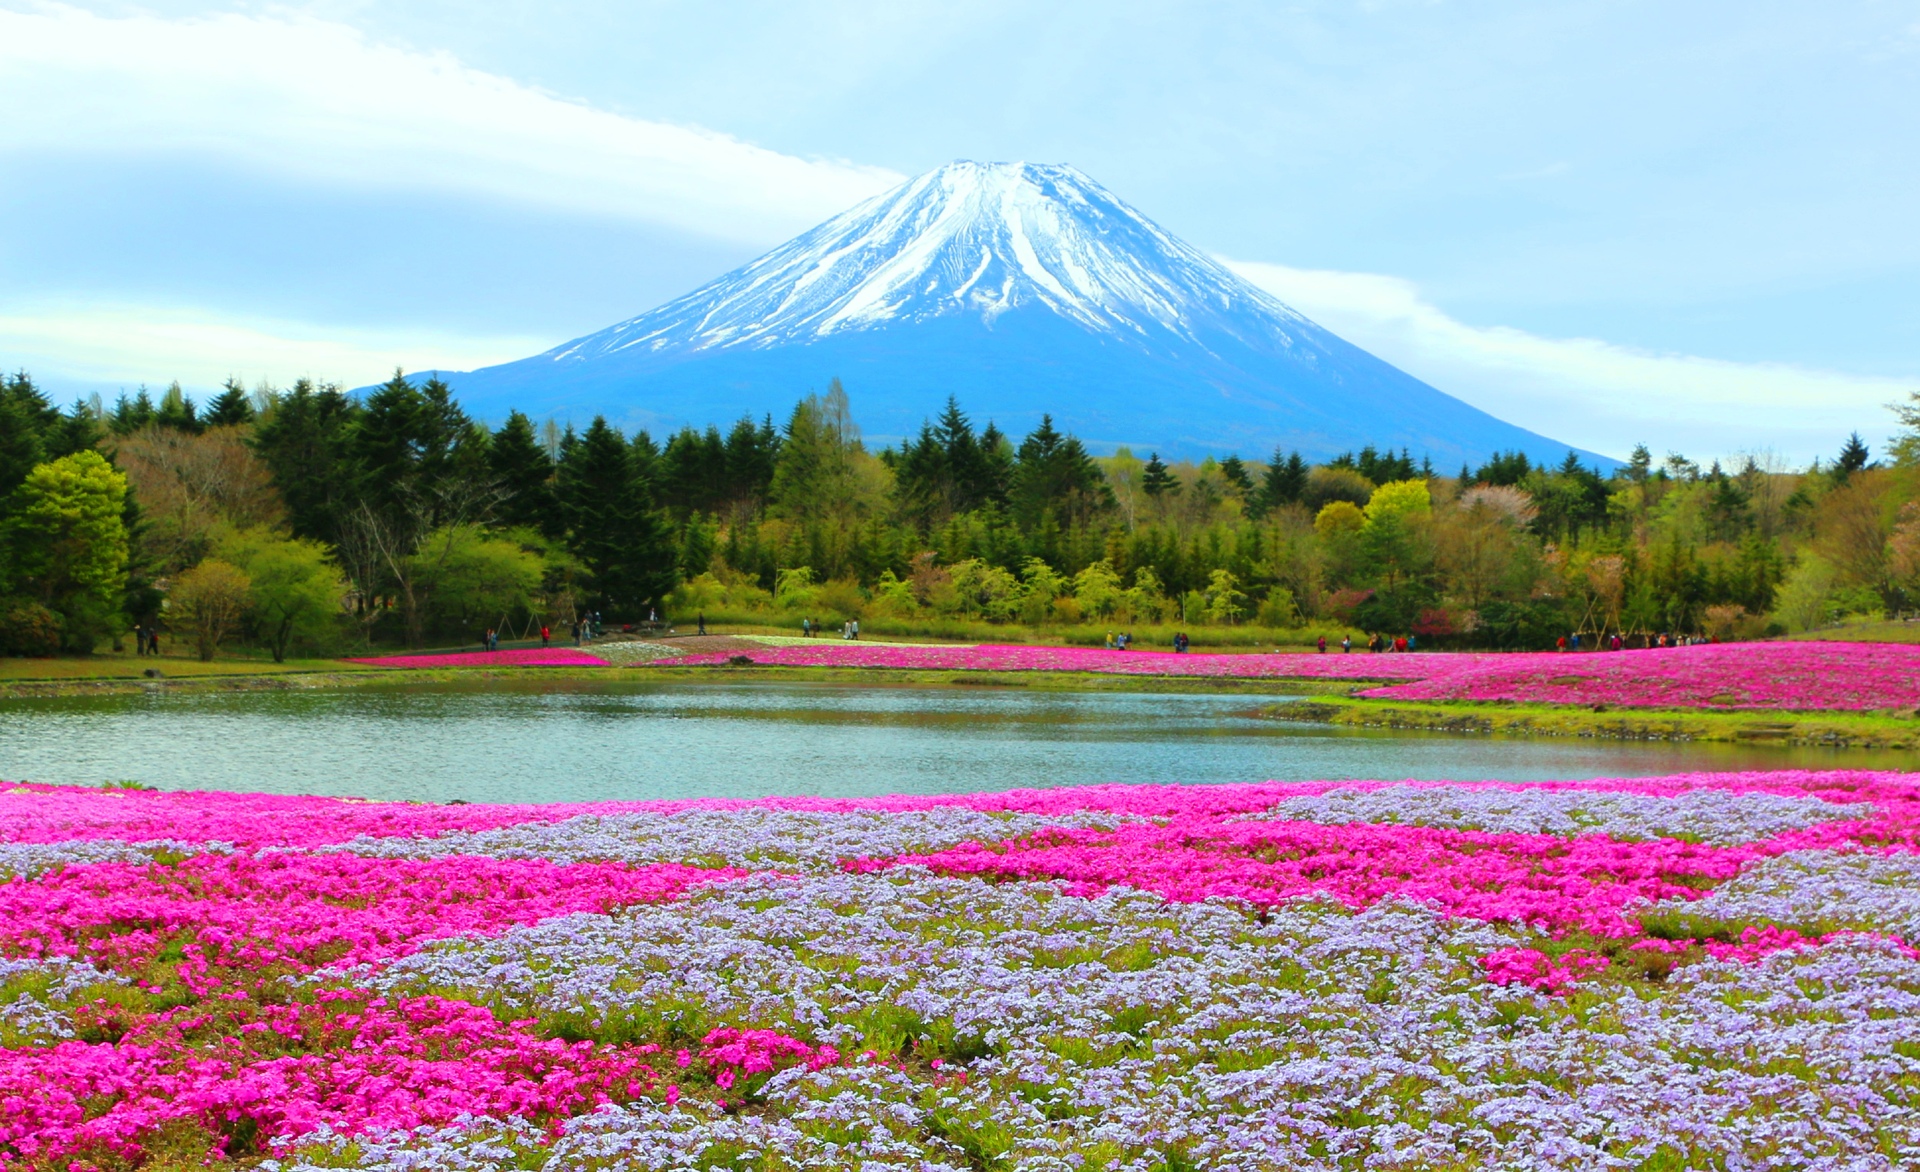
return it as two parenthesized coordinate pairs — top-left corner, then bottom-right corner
(428, 161), (1610, 468)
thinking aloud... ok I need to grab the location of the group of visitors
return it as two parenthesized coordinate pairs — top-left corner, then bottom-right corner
(1172, 632), (1192, 653)
(482, 628), (500, 651)
(132, 624), (162, 656)
(1103, 631), (1136, 650)
(799, 617), (860, 639)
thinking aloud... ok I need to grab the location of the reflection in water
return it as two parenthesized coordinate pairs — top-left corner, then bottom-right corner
(0, 680), (1908, 804)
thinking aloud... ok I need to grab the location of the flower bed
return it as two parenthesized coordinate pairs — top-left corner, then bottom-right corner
(342, 648), (610, 669)
(652, 638), (1920, 712)
(1357, 639), (1920, 711)
(1, 772), (1918, 1168)
(651, 640), (1515, 680)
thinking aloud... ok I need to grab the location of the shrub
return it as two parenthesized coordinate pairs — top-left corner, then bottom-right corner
(0, 597), (60, 657)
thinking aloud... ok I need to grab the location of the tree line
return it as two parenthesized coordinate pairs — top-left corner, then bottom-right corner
(1, 365), (1914, 658)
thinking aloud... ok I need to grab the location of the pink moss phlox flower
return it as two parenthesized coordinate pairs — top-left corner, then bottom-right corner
(1357, 640), (1920, 712)
(0, 853), (740, 974)
(699, 1027), (839, 1094)
(7, 769), (1909, 852)
(0, 989), (655, 1164)
(648, 640), (1505, 680)
(1480, 946), (1610, 993)
(343, 649), (611, 669)
(651, 639), (1920, 712)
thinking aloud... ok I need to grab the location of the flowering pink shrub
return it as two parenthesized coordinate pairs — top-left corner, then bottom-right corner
(651, 638), (1918, 712)
(650, 640), (1501, 680)
(344, 648), (611, 668)
(699, 1027), (839, 1094)
(1358, 640), (1920, 712)
(0, 989), (658, 1164)
(3, 769), (1919, 1164)
(1480, 946), (1611, 993)
(0, 852), (738, 976)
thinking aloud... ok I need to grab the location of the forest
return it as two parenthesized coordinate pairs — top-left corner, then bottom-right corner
(1, 365), (1915, 658)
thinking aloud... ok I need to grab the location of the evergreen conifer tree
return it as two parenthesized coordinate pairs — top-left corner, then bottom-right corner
(204, 378), (256, 427)
(1141, 452), (1178, 498)
(488, 411), (557, 533)
(556, 416), (677, 614)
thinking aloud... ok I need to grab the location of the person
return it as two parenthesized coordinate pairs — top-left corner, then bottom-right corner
(1394, 636), (1407, 653)
(1341, 635), (1352, 654)
(802, 617), (811, 638)
(572, 621), (581, 646)
(697, 613), (706, 636)
(540, 624), (550, 648)
(1368, 633), (1381, 654)
(1407, 634), (1417, 652)
(1557, 634), (1569, 652)
(1105, 631), (1115, 650)
(649, 607), (657, 624)
(149, 629), (162, 656)
(1571, 632), (1582, 652)
(851, 619), (860, 639)
(484, 628), (494, 652)
(1316, 635), (1327, 654)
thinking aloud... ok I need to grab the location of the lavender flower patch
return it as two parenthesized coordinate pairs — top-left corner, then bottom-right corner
(0, 955), (128, 1042)
(1249, 783), (1861, 844)
(0, 836), (232, 878)
(370, 870), (1920, 1170)
(1659, 848), (1920, 937)
(329, 807), (1125, 870)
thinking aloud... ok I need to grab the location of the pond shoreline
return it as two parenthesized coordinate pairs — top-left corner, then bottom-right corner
(0, 663), (1358, 700)
(1265, 696), (1920, 750)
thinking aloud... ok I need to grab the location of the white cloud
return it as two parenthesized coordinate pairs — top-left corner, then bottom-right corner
(1226, 259), (1917, 463)
(0, 303), (552, 392)
(0, 4), (904, 243)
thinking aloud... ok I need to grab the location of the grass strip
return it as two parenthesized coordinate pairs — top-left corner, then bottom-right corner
(1265, 695), (1920, 749)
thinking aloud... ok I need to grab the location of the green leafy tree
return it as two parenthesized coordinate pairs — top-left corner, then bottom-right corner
(410, 526), (544, 638)
(168, 558), (252, 660)
(222, 530), (347, 661)
(1, 451), (130, 652)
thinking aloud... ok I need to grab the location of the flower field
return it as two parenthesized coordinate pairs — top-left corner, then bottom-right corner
(1354, 639), (1920, 711)
(3, 773), (1919, 1169)
(653, 639), (1920, 712)
(343, 649), (611, 669)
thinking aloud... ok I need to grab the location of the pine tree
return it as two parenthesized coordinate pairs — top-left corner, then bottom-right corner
(250, 378), (358, 543)
(722, 414), (780, 510)
(109, 390), (155, 436)
(488, 411), (556, 533)
(557, 416), (677, 614)
(1218, 455), (1253, 499)
(1834, 433), (1871, 483)
(1251, 449), (1306, 516)
(1141, 452), (1178, 498)
(204, 378), (256, 427)
(155, 382), (200, 433)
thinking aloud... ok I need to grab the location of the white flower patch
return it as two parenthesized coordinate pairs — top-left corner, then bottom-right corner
(328, 806), (1124, 870)
(366, 870), (1920, 1170)
(1249, 784), (1861, 845)
(0, 955), (128, 1041)
(1662, 848), (1920, 937)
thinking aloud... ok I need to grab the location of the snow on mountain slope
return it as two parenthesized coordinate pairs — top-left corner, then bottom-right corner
(555, 161), (1305, 358)
(437, 162), (1608, 467)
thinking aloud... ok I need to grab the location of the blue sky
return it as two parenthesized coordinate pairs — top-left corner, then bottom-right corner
(2, 0), (1916, 461)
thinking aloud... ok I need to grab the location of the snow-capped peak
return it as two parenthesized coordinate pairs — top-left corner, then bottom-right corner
(552, 161), (1309, 362)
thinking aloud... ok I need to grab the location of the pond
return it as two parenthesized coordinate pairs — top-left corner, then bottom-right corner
(1, 679), (1907, 804)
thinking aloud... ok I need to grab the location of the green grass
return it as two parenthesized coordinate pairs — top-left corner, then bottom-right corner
(1265, 694), (1920, 749)
(0, 650), (367, 683)
(1784, 617), (1920, 644)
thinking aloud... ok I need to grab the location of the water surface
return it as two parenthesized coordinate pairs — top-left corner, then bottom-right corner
(0, 680), (1907, 804)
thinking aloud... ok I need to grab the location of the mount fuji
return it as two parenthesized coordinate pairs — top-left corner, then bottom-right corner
(436, 161), (1604, 467)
